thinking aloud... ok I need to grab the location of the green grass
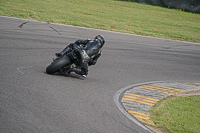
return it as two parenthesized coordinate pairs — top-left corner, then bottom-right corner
(0, 0), (200, 42)
(149, 96), (200, 133)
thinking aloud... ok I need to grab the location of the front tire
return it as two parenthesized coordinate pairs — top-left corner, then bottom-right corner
(46, 55), (71, 74)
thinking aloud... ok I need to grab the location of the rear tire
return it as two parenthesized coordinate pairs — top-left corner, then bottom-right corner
(46, 55), (71, 74)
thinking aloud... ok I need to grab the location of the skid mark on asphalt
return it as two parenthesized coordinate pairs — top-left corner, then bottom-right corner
(18, 21), (29, 28)
(121, 82), (200, 125)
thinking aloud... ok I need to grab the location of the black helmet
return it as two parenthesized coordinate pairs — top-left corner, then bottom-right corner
(94, 35), (105, 46)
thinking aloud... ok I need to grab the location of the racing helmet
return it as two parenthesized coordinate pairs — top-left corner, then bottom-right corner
(94, 35), (105, 46)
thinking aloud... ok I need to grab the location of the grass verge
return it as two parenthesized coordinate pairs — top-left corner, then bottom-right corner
(0, 0), (200, 43)
(149, 96), (200, 133)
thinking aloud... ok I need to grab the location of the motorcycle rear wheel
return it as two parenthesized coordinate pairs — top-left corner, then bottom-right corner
(46, 55), (71, 74)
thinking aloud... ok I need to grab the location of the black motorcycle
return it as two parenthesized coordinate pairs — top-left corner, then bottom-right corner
(46, 35), (105, 76)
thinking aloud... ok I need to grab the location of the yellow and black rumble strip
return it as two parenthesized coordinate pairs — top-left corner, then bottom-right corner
(121, 82), (200, 125)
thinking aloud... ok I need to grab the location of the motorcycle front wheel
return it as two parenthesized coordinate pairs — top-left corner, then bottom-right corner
(46, 55), (71, 74)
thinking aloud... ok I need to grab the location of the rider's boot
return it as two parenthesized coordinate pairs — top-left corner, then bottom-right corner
(71, 67), (87, 78)
(55, 46), (71, 57)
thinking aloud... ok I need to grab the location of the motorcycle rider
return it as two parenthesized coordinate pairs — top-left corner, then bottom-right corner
(55, 35), (105, 78)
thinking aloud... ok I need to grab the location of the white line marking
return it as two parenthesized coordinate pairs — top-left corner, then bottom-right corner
(17, 66), (33, 74)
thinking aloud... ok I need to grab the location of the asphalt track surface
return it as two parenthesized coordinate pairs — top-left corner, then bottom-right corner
(1, 16), (200, 133)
